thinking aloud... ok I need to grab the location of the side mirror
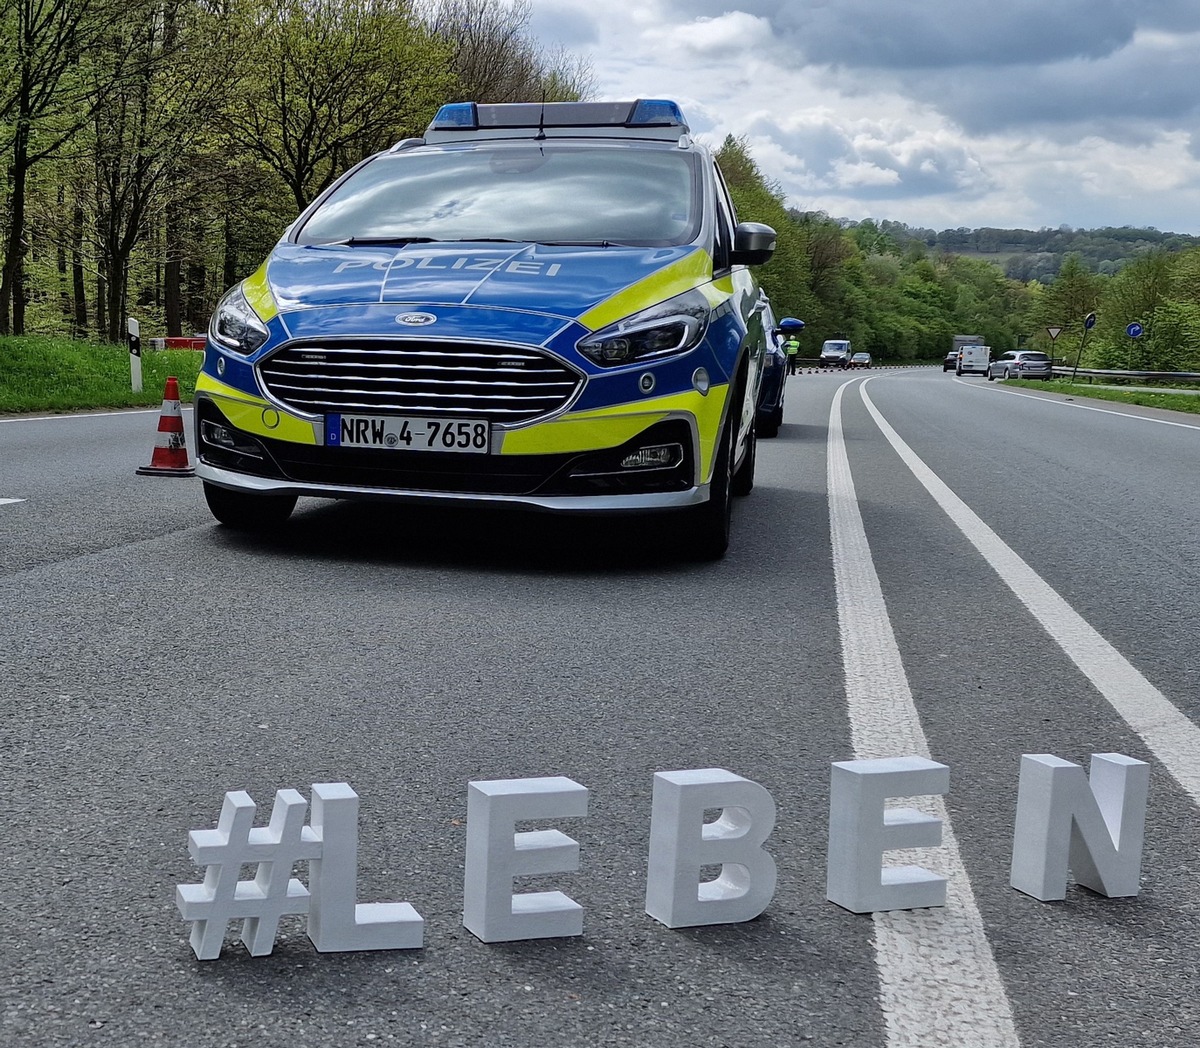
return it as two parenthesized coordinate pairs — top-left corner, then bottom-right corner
(730, 222), (776, 266)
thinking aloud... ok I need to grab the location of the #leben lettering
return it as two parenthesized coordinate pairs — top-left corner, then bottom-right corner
(176, 752), (1149, 961)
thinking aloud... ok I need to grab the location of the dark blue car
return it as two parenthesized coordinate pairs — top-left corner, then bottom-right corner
(756, 311), (803, 438)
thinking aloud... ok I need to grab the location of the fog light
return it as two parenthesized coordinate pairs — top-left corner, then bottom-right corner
(201, 420), (263, 458)
(620, 443), (682, 470)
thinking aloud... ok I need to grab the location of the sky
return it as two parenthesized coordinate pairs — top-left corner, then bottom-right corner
(527, 0), (1200, 235)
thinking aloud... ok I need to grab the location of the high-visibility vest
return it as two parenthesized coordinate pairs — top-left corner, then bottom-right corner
(784, 339), (800, 356)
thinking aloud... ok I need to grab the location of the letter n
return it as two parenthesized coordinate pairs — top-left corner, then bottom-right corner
(1010, 753), (1150, 901)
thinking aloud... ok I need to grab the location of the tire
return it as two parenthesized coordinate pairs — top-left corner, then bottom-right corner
(683, 415), (734, 561)
(988, 371), (995, 381)
(732, 421), (756, 497)
(203, 482), (297, 530)
(760, 406), (781, 439)
(955, 368), (962, 376)
(1003, 368), (1011, 379)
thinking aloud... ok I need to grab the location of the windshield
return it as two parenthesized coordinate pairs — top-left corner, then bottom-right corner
(295, 143), (702, 248)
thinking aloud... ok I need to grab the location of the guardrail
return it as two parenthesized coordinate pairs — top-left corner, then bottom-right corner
(1050, 367), (1200, 384)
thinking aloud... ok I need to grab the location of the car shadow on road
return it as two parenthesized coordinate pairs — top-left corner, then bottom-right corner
(202, 498), (717, 575)
(772, 423), (824, 441)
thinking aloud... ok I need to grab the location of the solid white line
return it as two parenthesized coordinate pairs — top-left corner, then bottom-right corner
(0, 498), (25, 506)
(861, 378), (1200, 804)
(956, 377), (1200, 432)
(0, 407), (182, 423)
(827, 382), (1020, 1048)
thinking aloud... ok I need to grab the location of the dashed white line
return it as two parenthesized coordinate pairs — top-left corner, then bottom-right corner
(0, 498), (25, 506)
(828, 382), (1020, 1048)
(861, 377), (1200, 804)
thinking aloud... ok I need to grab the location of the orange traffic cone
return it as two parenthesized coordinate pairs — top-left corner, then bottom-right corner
(136, 376), (195, 477)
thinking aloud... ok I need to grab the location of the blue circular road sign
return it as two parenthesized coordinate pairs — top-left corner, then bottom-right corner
(1126, 322), (1144, 338)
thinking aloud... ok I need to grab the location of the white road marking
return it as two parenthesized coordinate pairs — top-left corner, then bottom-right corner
(862, 377), (1200, 803)
(956, 377), (1200, 432)
(828, 382), (1020, 1048)
(0, 498), (25, 506)
(0, 408), (161, 423)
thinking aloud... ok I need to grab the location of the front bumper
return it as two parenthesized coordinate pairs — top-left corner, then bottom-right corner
(194, 392), (712, 513)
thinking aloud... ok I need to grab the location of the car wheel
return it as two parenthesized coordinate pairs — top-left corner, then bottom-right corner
(203, 482), (297, 530)
(732, 421), (756, 497)
(761, 405), (781, 439)
(955, 368), (962, 376)
(987, 371), (995, 381)
(683, 415), (734, 560)
(1003, 368), (1011, 379)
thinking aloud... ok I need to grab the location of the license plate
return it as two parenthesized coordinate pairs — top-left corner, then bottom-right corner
(327, 414), (491, 453)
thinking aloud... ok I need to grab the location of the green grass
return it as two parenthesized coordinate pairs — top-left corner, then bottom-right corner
(1004, 378), (1200, 414)
(0, 336), (202, 413)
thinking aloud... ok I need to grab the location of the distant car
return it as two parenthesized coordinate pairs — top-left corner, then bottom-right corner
(850, 352), (871, 369)
(943, 351), (958, 371)
(756, 305), (790, 438)
(956, 343), (991, 376)
(820, 339), (851, 368)
(987, 351), (1053, 381)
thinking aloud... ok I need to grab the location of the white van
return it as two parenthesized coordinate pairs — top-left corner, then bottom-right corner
(956, 344), (990, 376)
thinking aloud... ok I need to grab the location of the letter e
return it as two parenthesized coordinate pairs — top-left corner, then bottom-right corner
(826, 756), (949, 913)
(462, 777), (588, 943)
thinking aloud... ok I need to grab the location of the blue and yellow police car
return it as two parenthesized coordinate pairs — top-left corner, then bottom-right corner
(195, 99), (777, 558)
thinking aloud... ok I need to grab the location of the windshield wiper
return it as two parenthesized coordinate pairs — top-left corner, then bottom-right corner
(535, 240), (618, 247)
(323, 236), (440, 246)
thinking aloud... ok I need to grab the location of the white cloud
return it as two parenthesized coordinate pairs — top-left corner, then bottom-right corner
(528, 0), (1200, 233)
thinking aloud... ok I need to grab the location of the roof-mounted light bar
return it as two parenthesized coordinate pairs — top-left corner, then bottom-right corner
(424, 99), (690, 142)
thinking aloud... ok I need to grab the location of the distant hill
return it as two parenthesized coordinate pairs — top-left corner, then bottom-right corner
(857, 221), (1200, 282)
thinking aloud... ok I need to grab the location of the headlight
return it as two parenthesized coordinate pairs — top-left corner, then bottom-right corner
(209, 284), (269, 355)
(577, 288), (710, 368)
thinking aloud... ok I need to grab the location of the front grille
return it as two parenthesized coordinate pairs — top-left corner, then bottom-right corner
(257, 340), (583, 425)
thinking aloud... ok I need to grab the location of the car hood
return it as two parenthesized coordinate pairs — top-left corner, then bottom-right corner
(263, 241), (707, 322)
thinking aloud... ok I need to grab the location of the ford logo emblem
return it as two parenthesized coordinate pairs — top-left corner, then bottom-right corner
(396, 312), (437, 326)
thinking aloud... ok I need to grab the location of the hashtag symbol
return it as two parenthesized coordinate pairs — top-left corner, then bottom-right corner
(176, 789), (322, 960)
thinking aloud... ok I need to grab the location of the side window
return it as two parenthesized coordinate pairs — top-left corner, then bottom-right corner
(711, 162), (738, 271)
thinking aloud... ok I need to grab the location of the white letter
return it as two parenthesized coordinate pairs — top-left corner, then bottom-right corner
(644, 769), (776, 928)
(1010, 753), (1149, 901)
(826, 756), (948, 913)
(306, 783), (423, 951)
(462, 776), (588, 943)
(333, 260), (372, 274)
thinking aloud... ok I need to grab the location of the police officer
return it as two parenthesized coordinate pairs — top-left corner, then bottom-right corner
(784, 333), (801, 375)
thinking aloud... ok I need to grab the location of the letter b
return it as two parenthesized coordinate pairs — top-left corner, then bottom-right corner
(644, 769), (777, 928)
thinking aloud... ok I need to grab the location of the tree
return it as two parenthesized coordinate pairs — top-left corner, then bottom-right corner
(1035, 253), (1101, 345)
(714, 136), (816, 333)
(422, 0), (592, 103)
(221, 0), (456, 214)
(85, 0), (240, 341)
(0, 0), (141, 334)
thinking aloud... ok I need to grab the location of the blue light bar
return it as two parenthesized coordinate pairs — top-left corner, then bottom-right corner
(430, 102), (479, 130)
(629, 99), (686, 127)
(423, 99), (690, 141)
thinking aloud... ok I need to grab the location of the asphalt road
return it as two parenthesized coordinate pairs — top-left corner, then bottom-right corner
(2, 369), (1198, 1047)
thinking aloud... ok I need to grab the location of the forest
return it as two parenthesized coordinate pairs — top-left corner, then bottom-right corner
(2, 0), (1198, 372)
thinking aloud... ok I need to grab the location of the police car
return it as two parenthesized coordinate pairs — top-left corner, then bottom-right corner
(195, 99), (777, 559)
